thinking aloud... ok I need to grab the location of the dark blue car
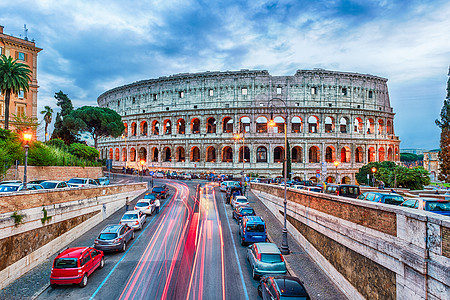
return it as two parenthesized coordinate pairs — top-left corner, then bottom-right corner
(239, 216), (267, 246)
(400, 198), (450, 216)
(232, 205), (255, 222)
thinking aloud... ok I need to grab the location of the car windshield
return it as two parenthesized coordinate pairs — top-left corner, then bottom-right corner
(260, 253), (282, 263)
(241, 208), (254, 215)
(0, 185), (19, 192)
(136, 202), (149, 207)
(98, 233), (117, 240)
(153, 187), (163, 193)
(280, 296), (309, 300)
(247, 224), (265, 232)
(383, 195), (404, 205)
(426, 201), (450, 212)
(144, 194), (157, 200)
(99, 178), (108, 182)
(122, 214), (138, 220)
(41, 182), (58, 189)
(275, 279), (308, 297)
(68, 179), (85, 184)
(54, 258), (78, 269)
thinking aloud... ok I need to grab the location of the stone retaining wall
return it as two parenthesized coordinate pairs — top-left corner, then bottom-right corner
(251, 183), (450, 300)
(4, 166), (103, 182)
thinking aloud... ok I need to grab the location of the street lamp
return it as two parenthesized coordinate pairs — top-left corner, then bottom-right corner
(22, 131), (32, 190)
(371, 167), (377, 187)
(333, 161), (340, 184)
(268, 98), (290, 255)
(140, 159), (145, 182)
(234, 132), (245, 187)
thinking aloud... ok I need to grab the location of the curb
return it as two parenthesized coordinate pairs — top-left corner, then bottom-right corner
(31, 284), (49, 300)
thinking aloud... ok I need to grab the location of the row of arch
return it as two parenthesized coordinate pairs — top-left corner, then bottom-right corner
(124, 115), (394, 137)
(106, 145), (398, 164)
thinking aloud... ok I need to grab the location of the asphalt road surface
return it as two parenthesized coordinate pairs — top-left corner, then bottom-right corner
(37, 175), (260, 300)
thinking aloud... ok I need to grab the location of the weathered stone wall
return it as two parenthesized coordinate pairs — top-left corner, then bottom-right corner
(252, 183), (450, 300)
(5, 166), (103, 182)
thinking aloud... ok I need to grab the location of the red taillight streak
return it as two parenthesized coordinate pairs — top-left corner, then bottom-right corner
(280, 254), (284, 262)
(212, 189), (226, 299)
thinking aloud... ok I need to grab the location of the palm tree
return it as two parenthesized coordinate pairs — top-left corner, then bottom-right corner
(40, 106), (53, 141)
(0, 55), (32, 130)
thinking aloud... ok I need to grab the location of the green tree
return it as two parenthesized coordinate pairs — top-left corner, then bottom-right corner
(0, 55), (32, 129)
(0, 128), (22, 178)
(40, 106), (53, 142)
(46, 138), (68, 151)
(28, 142), (57, 166)
(10, 113), (40, 134)
(435, 67), (450, 182)
(64, 106), (124, 149)
(51, 91), (77, 144)
(355, 161), (396, 186)
(282, 139), (292, 180)
(69, 143), (99, 161)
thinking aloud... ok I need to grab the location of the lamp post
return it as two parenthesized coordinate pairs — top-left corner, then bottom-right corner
(140, 159), (145, 182)
(333, 161), (340, 184)
(268, 98), (290, 255)
(234, 132), (245, 187)
(22, 131), (32, 190)
(371, 167), (377, 187)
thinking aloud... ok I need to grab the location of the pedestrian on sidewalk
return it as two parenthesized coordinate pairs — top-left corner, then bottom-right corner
(125, 197), (130, 211)
(155, 197), (160, 214)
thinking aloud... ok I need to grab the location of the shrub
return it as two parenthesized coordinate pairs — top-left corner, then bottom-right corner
(69, 143), (99, 161)
(46, 138), (68, 151)
(28, 142), (57, 166)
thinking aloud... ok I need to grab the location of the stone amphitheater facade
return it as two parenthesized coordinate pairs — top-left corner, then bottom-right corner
(97, 69), (400, 183)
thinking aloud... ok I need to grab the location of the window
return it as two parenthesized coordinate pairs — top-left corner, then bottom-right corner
(342, 88), (347, 96)
(311, 87), (317, 95)
(209, 89), (214, 96)
(0, 102), (3, 116)
(241, 88), (248, 95)
(132, 97), (136, 104)
(276, 87), (282, 94)
(369, 91), (373, 98)
(18, 90), (24, 99)
(0, 47), (2, 55)
(16, 105), (25, 116)
(18, 52), (25, 61)
(179, 91), (184, 98)
(153, 94), (157, 101)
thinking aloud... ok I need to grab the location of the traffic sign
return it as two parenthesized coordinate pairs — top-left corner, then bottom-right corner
(316, 169), (320, 174)
(150, 171), (154, 176)
(316, 173), (321, 178)
(245, 176), (250, 182)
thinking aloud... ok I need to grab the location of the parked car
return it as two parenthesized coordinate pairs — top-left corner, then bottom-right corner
(220, 181), (241, 192)
(358, 192), (404, 206)
(152, 185), (169, 199)
(0, 180), (22, 185)
(298, 180), (314, 186)
(231, 195), (249, 209)
(96, 176), (110, 186)
(232, 205), (255, 222)
(181, 173), (192, 180)
(324, 184), (360, 198)
(144, 192), (160, 201)
(28, 180), (46, 184)
(258, 275), (310, 300)
(40, 180), (69, 189)
(239, 216), (267, 246)
(304, 186), (322, 193)
(400, 198), (450, 216)
(120, 211), (146, 230)
(247, 242), (287, 279)
(155, 172), (165, 178)
(67, 178), (99, 188)
(134, 199), (156, 215)
(94, 224), (134, 252)
(0, 183), (44, 193)
(50, 247), (104, 288)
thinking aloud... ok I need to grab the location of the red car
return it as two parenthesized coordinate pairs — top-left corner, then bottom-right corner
(50, 247), (104, 288)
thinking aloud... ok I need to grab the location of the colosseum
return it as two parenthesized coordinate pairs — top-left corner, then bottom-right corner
(97, 69), (400, 184)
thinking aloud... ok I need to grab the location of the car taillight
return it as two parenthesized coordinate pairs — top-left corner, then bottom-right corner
(280, 254), (284, 262)
(135, 221), (139, 225)
(147, 206), (151, 209)
(257, 252), (261, 261)
(336, 190), (340, 196)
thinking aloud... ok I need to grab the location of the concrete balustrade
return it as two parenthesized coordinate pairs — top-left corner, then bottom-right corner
(251, 183), (450, 300)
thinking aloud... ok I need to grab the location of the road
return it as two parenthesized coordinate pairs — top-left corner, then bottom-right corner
(37, 175), (260, 300)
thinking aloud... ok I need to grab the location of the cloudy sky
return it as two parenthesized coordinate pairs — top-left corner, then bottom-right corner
(1, 0), (449, 149)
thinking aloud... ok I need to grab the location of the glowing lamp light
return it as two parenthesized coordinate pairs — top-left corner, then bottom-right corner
(371, 167), (377, 173)
(268, 119), (276, 127)
(234, 133), (241, 140)
(23, 132), (32, 143)
(139, 160), (145, 166)
(333, 161), (340, 167)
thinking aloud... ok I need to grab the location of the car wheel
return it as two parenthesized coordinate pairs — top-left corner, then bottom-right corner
(79, 274), (88, 288)
(252, 268), (259, 280)
(131, 231), (135, 240)
(99, 257), (105, 269)
(50, 283), (57, 289)
(241, 238), (245, 246)
(257, 284), (263, 298)
(121, 242), (127, 252)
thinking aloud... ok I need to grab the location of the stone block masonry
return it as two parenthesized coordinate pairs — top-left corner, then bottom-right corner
(252, 183), (450, 300)
(4, 166), (103, 182)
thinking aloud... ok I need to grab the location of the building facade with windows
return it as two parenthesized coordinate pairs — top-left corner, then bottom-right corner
(97, 69), (400, 183)
(0, 25), (42, 131)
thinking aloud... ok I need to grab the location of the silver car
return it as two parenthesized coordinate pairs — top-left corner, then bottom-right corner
(247, 242), (287, 279)
(120, 211), (146, 230)
(94, 224), (134, 252)
(134, 199), (155, 215)
(0, 183), (44, 193)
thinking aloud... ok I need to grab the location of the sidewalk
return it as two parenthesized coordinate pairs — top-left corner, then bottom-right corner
(247, 189), (348, 300)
